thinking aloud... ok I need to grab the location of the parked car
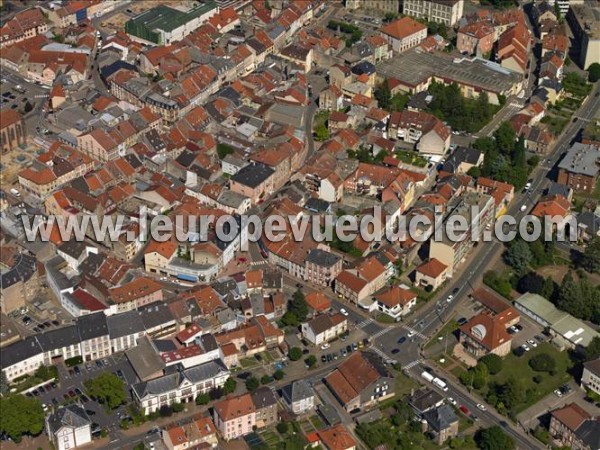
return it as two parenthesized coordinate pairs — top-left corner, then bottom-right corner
(398, 336), (406, 344)
(476, 404), (487, 411)
(391, 348), (400, 354)
(521, 344), (530, 352)
(527, 339), (537, 348)
(457, 318), (468, 326)
(459, 405), (470, 415)
(340, 308), (349, 316)
(447, 397), (457, 406)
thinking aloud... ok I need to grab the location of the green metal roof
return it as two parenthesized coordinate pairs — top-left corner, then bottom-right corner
(126, 1), (216, 36)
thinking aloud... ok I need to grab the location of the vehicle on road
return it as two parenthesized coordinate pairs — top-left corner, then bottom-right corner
(459, 405), (470, 415)
(447, 397), (457, 406)
(320, 343), (330, 350)
(421, 371), (435, 383)
(476, 403), (487, 411)
(524, 181), (532, 191)
(391, 348), (400, 354)
(340, 308), (349, 316)
(407, 330), (416, 338)
(433, 377), (449, 392)
(398, 336), (406, 344)
(520, 204), (527, 212)
(446, 294), (453, 303)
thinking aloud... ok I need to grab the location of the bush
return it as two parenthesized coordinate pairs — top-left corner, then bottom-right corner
(273, 369), (285, 380)
(245, 376), (259, 392)
(64, 356), (83, 367)
(288, 347), (302, 361)
(261, 375), (273, 385)
(172, 402), (184, 413)
(277, 422), (289, 434)
(196, 393), (210, 405)
(529, 353), (556, 373)
(480, 354), (503, 375)
(159, 405), (173, 417)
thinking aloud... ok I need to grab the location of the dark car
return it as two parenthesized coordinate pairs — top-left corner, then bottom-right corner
(52, 320), (60, 326)
(33, 326), (41, 333)
(85, 409), (96, 416)
(362, 338), (369, 346)
(63, 393), (70, 401)
(43, 321), (51, 327)
(237, 372), (251, 380)
(32, 390), (39, 396)
(38, 386), (45, 393)
(452, 287), (459, 295)
(513, 347), (526, 357)
(302, 349), (309, 355)
(75, 388), (83, 395)
(321, 355), (327, 363)
(457, 317), (468, 326)
(346, 345), (352, 353)
(80, 395), (90, 403)
(391, 348), (400, 354)
(51, 398), (59, 406)
(68, 390), (77, 398)
(398, 336), (406, 344)
(73, 366), (81, 375)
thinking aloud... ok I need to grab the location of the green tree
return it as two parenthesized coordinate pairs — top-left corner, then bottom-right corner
(517, 272), (546, 294)
(224, 377), (237, 394)
(305, 355), (317, 368)
(588, 62), (600, 82)
(261, 375), (273, 385)
(582, 236), (600, 273)
(273, 369), (285, 380)
(496, 377), (525, 411)
(0, 395), (45, 442)
(529, 353), (556, 373)
(480, 354), (503, 375)
(467, 166), (482, 178)
(159, 405), (173, 417)
(476, 426), (516, 450)
(503, 240), (532, 276)
(374, 80), (391, 110)
(245, 376), (259, 392)
(172, 402), (184, 413)
(289, 290), (308, 322)
(585, 336), (600, 361)
(277, 421), (289, 434)
(288, 347), (303, 361)
(314, 124), (329, 141)
(0, 370), (8, 395)
(280, 311), (299, 327)
(84, 372), (126, 410)
(216, 143), (235, 159)
(196, 393), (210, 405)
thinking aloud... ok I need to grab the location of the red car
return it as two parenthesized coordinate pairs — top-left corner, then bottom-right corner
(459, 405), (470, 416)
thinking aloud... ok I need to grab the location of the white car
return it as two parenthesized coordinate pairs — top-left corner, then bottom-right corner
(340, 308), (349, 316)
(554, 389), (563, 397)
(476, 403), (487, 411)
(522, 344), (530, 352)
(320, 343), (330, 350)
(407, 330), (416, 338)
(527, 339), (538, 348)
(520, 204), (527, 212)
(447, 397), (457, 406)
(446, 294), (454, 303)
(524, 181), (532, 191)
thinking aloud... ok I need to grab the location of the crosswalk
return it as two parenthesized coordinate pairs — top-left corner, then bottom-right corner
(250, 260), (268, 266)
(370, 346), (394, 363)
(403, 359), (424, 371)
(356, 318), (374, 329)
(34, 94), (48, 99)
(402, 325), (426, 340)
(370, 327), (391, 340)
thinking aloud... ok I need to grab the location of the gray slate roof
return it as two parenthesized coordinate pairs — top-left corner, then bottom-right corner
(47, 404), (90, 434)
(282, 379), (313, 404)
(423, 405), (458, 432)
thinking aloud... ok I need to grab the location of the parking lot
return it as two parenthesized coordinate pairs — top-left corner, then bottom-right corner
(0, 78), (45, 116)
(29, 353), (140, 440)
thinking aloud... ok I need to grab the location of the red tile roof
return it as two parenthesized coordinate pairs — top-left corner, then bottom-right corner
(380, 17), (426, 40)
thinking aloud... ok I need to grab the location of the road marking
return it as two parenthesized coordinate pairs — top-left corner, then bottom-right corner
(403, 359), (423, 370)
(250, 260), (268, 266)
(402, 325), (426, 340)
(356, 318), (374, 329)
(370, 327), (391, 339)
(370, 346), (394, 362)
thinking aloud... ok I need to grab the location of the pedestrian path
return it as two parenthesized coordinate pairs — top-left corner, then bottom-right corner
(356, 318), (374, 329)
(370, 346), (394, 363)
(250, 260), (269, 266)
(402, 325), (426, 340)
(403, 359), (424, 371)
(370, 327), (391, 340)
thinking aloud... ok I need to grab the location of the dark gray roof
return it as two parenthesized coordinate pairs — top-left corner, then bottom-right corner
(304, 198), (331, 213)
(546, 182), (572, 199)
(574, 418), (600, 450)
(230, 162), (274, 188)
(423, 405), (458, 431)
(36, 325), (80, 351)
(0, 253), (36, 290)
(306, 249), (340, 267)
(578, 212), (600, 235)
(251, 386), (277, 409)
(76, 312), (108, 341)
(212, 279), (239, 297)
(107, 310), (146, 339)
(185, 359), (228, 383)
(318, 403), (341, 425)
(558, 143), (600, 177)
(200, 333), (219, 352)
(139, 302), (175, 330)
(442, 147), (482, 173)
(153, 339), (178, 352)
(262, 270), (283, 290)
(77, 252), (105, 276)
(47, 404), (90, 434)
(282, 379), (313, 404)
(126, 336), (165, 381)
(409, 388), (444, 414)
(584, 359), (600, 377)
(352, 61), (376, 76)
(57, 241), (89, 260)
(250, 293), (266, 316)
(0, 336), (42, 369)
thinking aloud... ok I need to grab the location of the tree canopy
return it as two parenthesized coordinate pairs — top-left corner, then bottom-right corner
(0, 395), (45, 442)
(476, 426), (516, 450)
(556, 271), (600, 325)
(288, 347), (303, 361)
(503, 239), (532, 276)
(582, 236), (600, 273)
(84, 372), (127, 410)
(588, 62), (600, 83)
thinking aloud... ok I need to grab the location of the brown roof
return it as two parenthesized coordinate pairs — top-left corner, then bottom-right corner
(305, 292), (331, 312)
(380, 17), (426, 40)
(214, 393), (256, 422)
(375, 286), (417, 308)
(551, 403), (591, 432)
(417, 258), (448, 278)
(460, 312), (511, 351)
(326, 352), (384, 406)
(109, 278), (162, 304)
(0, 110), (23, 129)
(318, 424), (357, 450)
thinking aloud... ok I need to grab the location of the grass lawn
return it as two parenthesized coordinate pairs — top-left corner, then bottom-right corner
(376, 313), (396, 324)
(491, 343), (573, 412)
(240, 357), (259, 369)
(261, 430), (281, 446)
(395, 150), (429, 168)
(260, 351), (275, 363)
(425, 319), (459, 350)
(309, 415), (325, 430)
(458, 413), (475, 432)
(394, 370), (419, 397)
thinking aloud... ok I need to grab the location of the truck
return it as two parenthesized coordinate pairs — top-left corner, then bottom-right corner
(421, 371), (435, 383)
(433, 377), (449, 392)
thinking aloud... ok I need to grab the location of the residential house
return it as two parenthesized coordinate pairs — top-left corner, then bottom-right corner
(549, 403), (591, 448)
(301, 313), (348, 345)
(251, 387), (278, 428)
(403, 0), (464, 26)
(46, 405), (92, 450)
(459, 311), (513, 358)
(305, 249), (343, 287)
(282, 380), (315, 415)
(0, 8), (48, 48)
(415, 258), (450, 289)
(163, 415), (218, 450)
(423, 405), (459, 445)
(230, 162), (275, 204)
(373, 285), (417, 320)
(457, 22), (495, 57)
(324, 351), (394, 411)
(581, 359), (600, 396)
(213, 393), (256, 441)
(335, 256), (388, 306)
(317, 424), (357, 450)
(388, 110), (451, 155)
(380, 17), (428, 53)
